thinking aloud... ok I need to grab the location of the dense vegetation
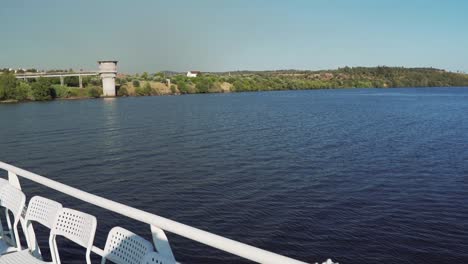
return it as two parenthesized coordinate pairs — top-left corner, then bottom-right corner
(0, 72), (102, 102)
(119, 67), (468, 95)
(1, 67), (468, 102)
(169, 67), (468, 93)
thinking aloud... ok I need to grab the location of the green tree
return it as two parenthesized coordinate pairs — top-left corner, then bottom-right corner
(141, 72), (149, 80)
(170, 84), (177, 94)
(0, 72), (17, 100)
(177, 81), (189, 94)
(144, 82), (152, 94)
(155, 72), (165, 79)
(153, 72), (166, 82)
(64, 76), (79, 86)
(53, 85), (72, 98)
(134, 82), (154, 96)
(31, 78), (54, 101)
(132, 80), (140, 87)
(15, 81), (32, 101)
(195, 77), (213, 93)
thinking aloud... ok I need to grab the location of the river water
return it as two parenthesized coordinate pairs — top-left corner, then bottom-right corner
(1, 88), (468, 263)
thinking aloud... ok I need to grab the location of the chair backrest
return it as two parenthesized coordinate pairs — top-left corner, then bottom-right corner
(102, 226), (154, 264)
(25, 196), (63, 229)
(142, 252), (176, 264)
(0, 183), (26, 221)
(0, 183), (26, 250)
(21, 196), (63, 257)
(0, 178), (9, 187)
(52, 208), (97, 248)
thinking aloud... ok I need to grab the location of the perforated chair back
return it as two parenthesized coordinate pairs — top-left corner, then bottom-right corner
(101, 226), (154, 264)
(0, 179), (11, 237)
(0, 183), (26, 220)
(21, 196), (63, 257)
(51, 208), (97, 264)
(0, 183), (26, 251)
(25, 196), (62, 228)
(142, 252), (177, 264)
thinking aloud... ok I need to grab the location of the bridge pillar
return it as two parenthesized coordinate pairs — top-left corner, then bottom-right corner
(98, 61), (118, 96)
(60, 76), (64, 86)
(79, 75), (83, 88)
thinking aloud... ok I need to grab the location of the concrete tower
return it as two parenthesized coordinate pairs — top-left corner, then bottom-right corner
(98, 61), (118, 96)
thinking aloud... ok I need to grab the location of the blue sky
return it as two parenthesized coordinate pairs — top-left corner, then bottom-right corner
(1, 0), (467, 73)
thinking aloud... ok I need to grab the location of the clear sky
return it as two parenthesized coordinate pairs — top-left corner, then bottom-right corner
(1, 0), (467, 73)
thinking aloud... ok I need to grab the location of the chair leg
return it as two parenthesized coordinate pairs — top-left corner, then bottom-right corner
(49, 235), (61, 264)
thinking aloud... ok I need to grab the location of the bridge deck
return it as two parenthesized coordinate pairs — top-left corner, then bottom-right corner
(15, 72), (98, 78)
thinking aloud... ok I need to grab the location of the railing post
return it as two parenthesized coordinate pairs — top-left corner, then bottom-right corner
(150, 225), (175, 261)
(8, 171), (21, 190)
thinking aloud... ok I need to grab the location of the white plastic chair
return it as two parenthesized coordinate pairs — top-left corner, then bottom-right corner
(0, 183), (26, 254)
(101, 226), (154, 264)
(50, 208), (97, 264)
(24, 196), (63, 256)
(142, 252), (177, 264)
(0, 178), (8, 187)
(0, 196), (62, 263)
(0, 178), (10, 238)
(1, 207), (98, 264)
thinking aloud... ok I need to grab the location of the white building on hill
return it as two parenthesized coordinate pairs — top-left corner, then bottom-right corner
(186, 71), (200, 78)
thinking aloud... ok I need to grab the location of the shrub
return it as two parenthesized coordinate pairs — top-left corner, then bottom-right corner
(170, 84), (177, 94)
(31, 78), (54, 101)
(15, 82), (32, 101)
(194, 77), (213, 93)
(147, 82), (159, 95)
(52, 85), (72, 98)
(135, 82), (153, 96)
(117, 86), (129, 96)
(69, 88), (81, 97)
(135, 87), (144, 96)
(0, 72), (17, 100)
(132, 80), (140, 87)
(208, 82), (223, 93)
(87, 87), (101, 98)
(64, 76), (79, 86)
(177, 81), (189, 94)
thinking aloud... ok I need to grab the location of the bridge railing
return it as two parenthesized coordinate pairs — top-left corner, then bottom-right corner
(0, 161), (307, 264)
(15, 72), (99, 78)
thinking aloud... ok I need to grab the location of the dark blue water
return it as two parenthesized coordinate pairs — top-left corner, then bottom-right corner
(1, 88), (468, 263)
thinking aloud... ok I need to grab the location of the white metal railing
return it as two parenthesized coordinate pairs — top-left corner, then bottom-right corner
(0, 161), (308, 264)
(15, 72), (99, 79)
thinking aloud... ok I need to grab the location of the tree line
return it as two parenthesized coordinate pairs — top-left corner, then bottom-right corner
(150, 67), (468, 94)
(0, 73), (101, 101)
(2, 67), (468, 102)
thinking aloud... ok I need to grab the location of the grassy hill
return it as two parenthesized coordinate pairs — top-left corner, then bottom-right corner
(160, 67), (468, 94)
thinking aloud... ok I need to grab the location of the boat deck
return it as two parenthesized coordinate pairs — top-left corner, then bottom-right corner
(0, 161), (313, 263)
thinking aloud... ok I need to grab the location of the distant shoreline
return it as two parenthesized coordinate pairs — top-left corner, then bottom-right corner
(2, 85), (468, 105)
(2, 67), (468, 104)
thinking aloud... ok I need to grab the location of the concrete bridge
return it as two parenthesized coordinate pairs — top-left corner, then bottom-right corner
(15, 71), (98, 88)
(14, 61), (118, 96)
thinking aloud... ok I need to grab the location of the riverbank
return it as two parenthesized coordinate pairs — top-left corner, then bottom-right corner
(2, 66), (468, 103)
(4, 85), (468, 105)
